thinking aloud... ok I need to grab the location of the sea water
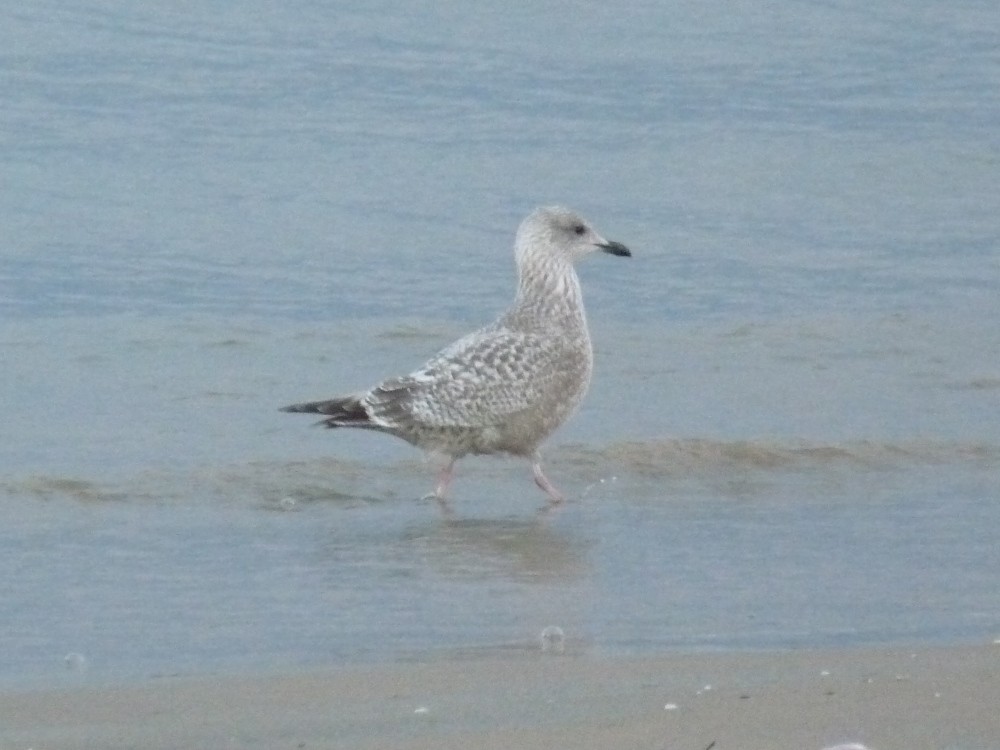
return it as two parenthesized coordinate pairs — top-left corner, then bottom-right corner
(2, 0), (998, 685)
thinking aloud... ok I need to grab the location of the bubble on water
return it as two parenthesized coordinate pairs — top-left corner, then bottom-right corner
(581, 475), (617, 498)
(539, 625), (565, 653)
(278, 496), (298, 511)
(64, 652), (87, 671)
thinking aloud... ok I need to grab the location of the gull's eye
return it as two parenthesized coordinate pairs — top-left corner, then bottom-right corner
(573, 224), (586, 236)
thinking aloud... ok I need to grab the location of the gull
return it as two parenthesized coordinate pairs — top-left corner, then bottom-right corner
(281, 206), (630, 504)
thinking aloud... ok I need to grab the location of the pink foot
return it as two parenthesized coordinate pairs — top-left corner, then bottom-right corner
(532, 457), (565, 504)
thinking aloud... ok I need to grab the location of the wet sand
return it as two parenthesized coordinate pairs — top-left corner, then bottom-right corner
(1, 643), (996, 750)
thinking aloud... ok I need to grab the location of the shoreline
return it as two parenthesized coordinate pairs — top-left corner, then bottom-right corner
(1, 642), (996, 749)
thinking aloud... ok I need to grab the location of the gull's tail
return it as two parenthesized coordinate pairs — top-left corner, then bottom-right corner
(280, 395), (373, 429)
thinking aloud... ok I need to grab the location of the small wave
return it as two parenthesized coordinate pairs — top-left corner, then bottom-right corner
(3, 438), (994, 506)
(2, 477), (129, 502)
(553, 438), (999, 477)
(963, 377), (1000, 391)
(376, 321), (460, 341)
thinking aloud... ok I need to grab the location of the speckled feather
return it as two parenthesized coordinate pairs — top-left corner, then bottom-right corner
(281, 206), (630, 501)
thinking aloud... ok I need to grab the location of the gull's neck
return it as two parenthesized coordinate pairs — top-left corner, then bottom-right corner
(507, 254), (587, 330)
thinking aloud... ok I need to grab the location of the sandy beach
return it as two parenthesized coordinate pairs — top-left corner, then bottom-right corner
(1, 642), (996, 750)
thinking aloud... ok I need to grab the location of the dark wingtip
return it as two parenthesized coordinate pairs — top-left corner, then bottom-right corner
(280, 402), (320, 413)
(599, 240), (631, 257)
(280, 397), (370, 426)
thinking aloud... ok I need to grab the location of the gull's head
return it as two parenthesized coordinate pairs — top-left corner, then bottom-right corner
(515, 206), (631, 267)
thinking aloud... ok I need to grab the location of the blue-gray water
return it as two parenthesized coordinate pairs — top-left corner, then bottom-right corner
(2, 1), (999, 687)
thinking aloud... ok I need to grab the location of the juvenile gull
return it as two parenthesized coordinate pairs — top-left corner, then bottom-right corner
(281, 206), (630, 503)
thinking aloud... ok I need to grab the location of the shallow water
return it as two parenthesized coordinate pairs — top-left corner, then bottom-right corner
(2, 1), (999, 685)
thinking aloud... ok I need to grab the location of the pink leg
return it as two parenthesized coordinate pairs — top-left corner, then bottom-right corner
(433, 458), (456, 501)
(532, 455), (565, 504)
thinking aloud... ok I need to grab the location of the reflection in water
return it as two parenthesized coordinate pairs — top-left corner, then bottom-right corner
(300, 508), (593, 663)
(401, 516), (589, 583)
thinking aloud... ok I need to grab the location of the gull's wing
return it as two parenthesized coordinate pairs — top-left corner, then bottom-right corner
(363, 325), (585, 430)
